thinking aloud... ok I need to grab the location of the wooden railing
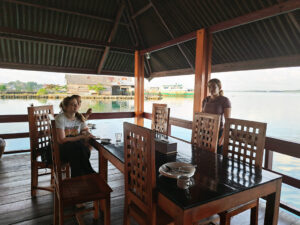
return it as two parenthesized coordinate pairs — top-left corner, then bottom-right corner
(0, 112), (299, 216)
(0, 112), (135, 154)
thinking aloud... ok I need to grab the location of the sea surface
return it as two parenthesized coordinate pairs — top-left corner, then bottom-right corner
(0, 92), (299, 210)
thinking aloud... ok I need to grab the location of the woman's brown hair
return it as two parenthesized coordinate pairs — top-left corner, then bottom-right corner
(208, 78), (224, 96)
(59, 96), (85, 122)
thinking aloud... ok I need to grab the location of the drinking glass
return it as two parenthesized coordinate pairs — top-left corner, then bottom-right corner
(115, 133), (122, 144)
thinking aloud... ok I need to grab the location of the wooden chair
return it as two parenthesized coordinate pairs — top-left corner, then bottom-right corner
(28, 105), (70, 197)
(219, 118), (267, 225)
(191, 112), (220, 153)
(50, 118), (112, 225)
(123, 122), (174, 225)
(151, 104), (170, 135)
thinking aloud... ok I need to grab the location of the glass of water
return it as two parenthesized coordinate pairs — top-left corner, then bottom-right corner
(115, 133), (122, 144)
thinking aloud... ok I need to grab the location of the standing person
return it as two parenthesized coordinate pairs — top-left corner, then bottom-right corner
(71, 95), (93, 120)
(55, 96), (95, 177)
(202, 78), (231, 154)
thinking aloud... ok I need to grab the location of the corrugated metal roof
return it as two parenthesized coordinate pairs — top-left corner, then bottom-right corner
(0, 0), (299, 77)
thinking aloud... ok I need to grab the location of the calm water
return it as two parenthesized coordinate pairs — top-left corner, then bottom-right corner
(0, 92), (299, 210)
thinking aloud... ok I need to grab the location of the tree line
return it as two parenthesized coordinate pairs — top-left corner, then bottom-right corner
(0, 81), (66, 94)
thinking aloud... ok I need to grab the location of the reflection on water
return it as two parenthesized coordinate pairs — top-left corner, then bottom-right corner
(0, 92), (299, 209)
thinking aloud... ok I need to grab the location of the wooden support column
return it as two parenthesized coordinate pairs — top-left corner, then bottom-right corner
(193, 29), (212, 116)
(134, 50), (144, 126)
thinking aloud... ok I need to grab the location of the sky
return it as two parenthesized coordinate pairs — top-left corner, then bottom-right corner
(0, 67), (300, 91)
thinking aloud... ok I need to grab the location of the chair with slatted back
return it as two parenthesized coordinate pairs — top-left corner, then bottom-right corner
(219, 118), (267, 225)
(191, 112), (221, 153)
(50, 118), (112, 225)
(123, 122), (174, 225)
(151, 104), (170, 135)
(28, 105), (70, 197)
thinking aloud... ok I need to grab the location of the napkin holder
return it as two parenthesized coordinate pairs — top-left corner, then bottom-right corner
(155, 135), (177, 155)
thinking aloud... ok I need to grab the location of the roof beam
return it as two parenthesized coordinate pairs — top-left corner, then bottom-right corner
(0, 27), (135, 53)
(209, 0), (300, 33)
(212, 54), (300, 73)
(0, 34), (134, 55)
(150, 0), (194, 69)
(97, 3), (125, 74)
(127, 0), (151, 75)
(149, 54), (300, 78)
(278, 0), (300, 32)
(131, 3), (152, 19)
(141, 0), (300, 55)
(150, 68), (194, 78)
(0, 62), (134, 76)
(3, 0), (128, 26)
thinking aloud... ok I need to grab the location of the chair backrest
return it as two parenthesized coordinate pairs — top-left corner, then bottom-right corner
(50, 118), (63, 193)
(151, 103), (170, 135)
(28, 105), (54, 161)
(123, 122), (156, 224)
(191, 112), (220, 153)
(223, 118), (267, 168)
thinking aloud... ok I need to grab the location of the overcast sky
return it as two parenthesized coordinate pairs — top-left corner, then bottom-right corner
(0, 67), (299, 91)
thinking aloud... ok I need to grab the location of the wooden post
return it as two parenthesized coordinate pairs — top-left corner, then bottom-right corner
(193, 29), (212, 117)
(134, 50), (144, 126)
(264, 149), (274, 170)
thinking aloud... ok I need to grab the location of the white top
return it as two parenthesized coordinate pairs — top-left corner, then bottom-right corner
(55, 113), (86, 137)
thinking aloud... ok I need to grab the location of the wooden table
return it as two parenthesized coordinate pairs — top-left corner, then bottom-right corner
(90, 121), (282, 225)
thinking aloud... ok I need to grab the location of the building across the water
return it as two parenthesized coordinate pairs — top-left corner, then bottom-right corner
(65, 74), (134, 95)
(146, 84), (194, 97)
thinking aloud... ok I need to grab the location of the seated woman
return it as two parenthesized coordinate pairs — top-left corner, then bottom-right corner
(202, 78), (231, 154)
(55, 96), (95, 178)
(71, 94), (93, 120)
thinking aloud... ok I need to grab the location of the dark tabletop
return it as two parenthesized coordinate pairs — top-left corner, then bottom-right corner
(93, 124), (281, 210)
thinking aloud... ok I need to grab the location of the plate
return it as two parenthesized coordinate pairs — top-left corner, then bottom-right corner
(101, 138), (111, 144)
(159, 162), (196, 179)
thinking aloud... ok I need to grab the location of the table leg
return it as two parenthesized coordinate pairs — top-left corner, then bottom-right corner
(99, 147), (108, 182)
(264, 179), (282, 225)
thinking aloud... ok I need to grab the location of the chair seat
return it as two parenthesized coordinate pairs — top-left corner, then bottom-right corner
(61, 173), (112, 206)
(129, 202), (174, 225)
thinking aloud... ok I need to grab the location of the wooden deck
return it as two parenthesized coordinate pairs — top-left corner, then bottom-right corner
(0, 152), (299, 225)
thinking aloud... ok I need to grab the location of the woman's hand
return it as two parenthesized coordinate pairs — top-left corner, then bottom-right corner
(81, 131), (94, 141)
(85, 108), (92, 119)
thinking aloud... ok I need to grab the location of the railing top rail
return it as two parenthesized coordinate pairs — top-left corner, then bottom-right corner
(0, 112), (136, 123)
(265, 137), (300, 159)
(144, 112), (300, 159)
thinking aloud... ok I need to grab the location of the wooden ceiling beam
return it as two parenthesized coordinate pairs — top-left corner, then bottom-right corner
(0, 27), (135, 53)
(0, 34), (134, 55)
(3, 0), (128, 26)
(278, 0), (300, 32)
(210, 0), (300, 33)
(131, 3), (152, 19)
(0, 62), (96, 74)
(148, 55), (300, 78)
(212, 54), (300, 73)
(150, 0), (194, 70)
(141, 0), (300, 55)
(127, 0), (151, 75)
(0, 62), (134, 76)
(97, 3), (125, 74)
(150, 68), (194, 78)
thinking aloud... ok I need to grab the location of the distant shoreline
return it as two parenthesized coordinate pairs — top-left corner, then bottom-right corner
(226, 90), (300, 93)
